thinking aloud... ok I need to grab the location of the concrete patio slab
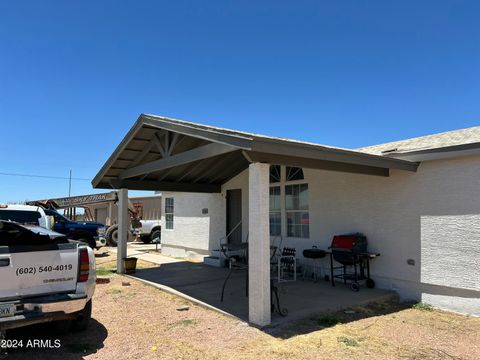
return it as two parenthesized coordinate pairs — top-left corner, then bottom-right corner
(129, 254), (398, 327)
(107, 242), (183, 264)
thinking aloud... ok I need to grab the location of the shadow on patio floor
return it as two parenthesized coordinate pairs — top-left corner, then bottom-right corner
(264, 299), (410, 338)
(132, 260), (403, 338)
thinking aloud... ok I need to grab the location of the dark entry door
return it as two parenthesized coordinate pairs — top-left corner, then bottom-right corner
(226, 189), (242, 244)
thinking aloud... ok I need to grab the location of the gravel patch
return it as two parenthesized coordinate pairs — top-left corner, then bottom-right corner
(4, 252), (479, 359)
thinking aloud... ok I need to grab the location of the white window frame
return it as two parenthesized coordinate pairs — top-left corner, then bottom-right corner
(268, 165), (310, 240)
(269, 185), (281, 236)
(284, 182), (309, 239)
(164, 197), (174, 230)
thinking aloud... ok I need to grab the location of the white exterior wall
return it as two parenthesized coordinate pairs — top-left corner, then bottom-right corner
(159, 170), (251, 258)
(160, 192), (225, 260)
(304, 155), (480, 316)
(159, 169), (250, 257)
(158, 155), (480, 316)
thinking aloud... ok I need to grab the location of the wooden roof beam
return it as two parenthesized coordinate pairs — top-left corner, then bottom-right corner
(119, 142), (237, 179)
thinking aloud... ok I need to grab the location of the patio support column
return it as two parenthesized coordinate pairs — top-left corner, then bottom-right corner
(248, 162), (271, 326)
(117, 188), (129, 274)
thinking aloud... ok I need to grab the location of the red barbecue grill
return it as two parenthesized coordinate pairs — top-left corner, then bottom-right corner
(328, 233), (380, 291)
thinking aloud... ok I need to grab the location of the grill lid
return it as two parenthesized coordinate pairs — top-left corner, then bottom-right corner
(331, 233), (367, 252)
(303, 248), (327, 259)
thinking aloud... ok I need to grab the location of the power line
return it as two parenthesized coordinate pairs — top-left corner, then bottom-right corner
(0, 172), (91, 181)
(68, 169), (72, 197)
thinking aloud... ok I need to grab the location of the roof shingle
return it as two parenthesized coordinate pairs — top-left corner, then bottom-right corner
(358, 126), (480, 155)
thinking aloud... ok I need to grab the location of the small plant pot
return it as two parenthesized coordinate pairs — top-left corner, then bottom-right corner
(123, 257), (138, 273)
(96, 277), (111, 284)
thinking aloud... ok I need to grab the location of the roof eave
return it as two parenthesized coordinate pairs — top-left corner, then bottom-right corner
(92, 115), (146, 188)
(141, 114), (253, 150)
(93, 114), (419, 190)
(384, 142), (480, 162)
(251, 138), (419, 172)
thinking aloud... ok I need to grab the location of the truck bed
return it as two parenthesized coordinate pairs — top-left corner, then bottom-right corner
(0, 242), (79, 300)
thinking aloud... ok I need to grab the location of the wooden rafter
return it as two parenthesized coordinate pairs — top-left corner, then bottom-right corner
(119, 142), (237, 179)
(109, 179), (221, 193)
(192, 154), (235, 183)
(153, 131), (166, 157)
(157, 167), (178, 181)
(175, 160), (209, 182)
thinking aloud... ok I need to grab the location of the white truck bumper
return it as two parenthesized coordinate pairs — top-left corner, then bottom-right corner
(0, 293), (88, 331)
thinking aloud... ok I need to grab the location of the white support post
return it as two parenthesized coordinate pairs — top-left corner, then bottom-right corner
(248, 162), (271, 326)
(117, 188), (129, 274)
(107, 202), (113, 226)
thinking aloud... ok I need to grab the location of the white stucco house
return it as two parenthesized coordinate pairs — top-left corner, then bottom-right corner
(93, 114), (480, 325)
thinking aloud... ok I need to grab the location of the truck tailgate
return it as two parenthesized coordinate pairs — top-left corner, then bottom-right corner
(0, 243), (79, 299)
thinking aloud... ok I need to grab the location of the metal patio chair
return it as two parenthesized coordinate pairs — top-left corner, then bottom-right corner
(276, 247), (297, 283)
(220, 222), (249, 302)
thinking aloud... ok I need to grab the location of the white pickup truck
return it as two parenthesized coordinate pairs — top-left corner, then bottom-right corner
(132, 220), (161, 244)
(0, 204), (107, 249)
(0, 220), (96, 336)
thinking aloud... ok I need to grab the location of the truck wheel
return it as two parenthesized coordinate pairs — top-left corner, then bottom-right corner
(73, 235), (96, 249)
(106, 225), (118, 247)
(79, 238), (96, 249)
(52, 319), (71, 334)
(0, 330), (6, 358)
(150, 229), (161, 244)
(71, 300), (92, 332)
(140, 235), (152, 244)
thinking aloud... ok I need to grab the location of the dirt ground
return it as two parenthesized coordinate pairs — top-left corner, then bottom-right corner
(4, 252), (480, 360)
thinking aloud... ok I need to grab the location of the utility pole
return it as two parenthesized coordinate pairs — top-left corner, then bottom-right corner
(68, 170), (72, 197)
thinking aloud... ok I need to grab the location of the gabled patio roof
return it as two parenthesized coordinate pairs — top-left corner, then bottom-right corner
(92, 114), (418, 192)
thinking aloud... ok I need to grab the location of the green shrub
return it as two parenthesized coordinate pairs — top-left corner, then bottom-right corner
(338, 336), (359, 347)
(96, 267), (115, 276)
(317, 315), (341, 327)
(412, 302), (433, 311)
(106, 287), (122, 295)
(168, 319), (198, 329)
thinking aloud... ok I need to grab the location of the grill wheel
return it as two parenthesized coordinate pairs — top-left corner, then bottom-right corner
(366, 278), (375, 288)
(350, 282), (360, 292)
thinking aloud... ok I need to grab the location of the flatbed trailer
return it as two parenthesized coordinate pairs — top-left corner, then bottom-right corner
(27, 192), (161, 246)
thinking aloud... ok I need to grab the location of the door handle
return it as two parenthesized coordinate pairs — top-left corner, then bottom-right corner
(0, 258), (10, 267)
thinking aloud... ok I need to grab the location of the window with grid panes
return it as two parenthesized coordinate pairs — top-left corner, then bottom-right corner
(269, 186), (281, 236)
(285, 183), (309, 238)
(165, 198), (174, 229)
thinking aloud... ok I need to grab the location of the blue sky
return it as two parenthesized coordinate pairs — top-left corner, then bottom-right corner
(1, 1), (479, 202)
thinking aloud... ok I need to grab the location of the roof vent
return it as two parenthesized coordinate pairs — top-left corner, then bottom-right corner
(381, 148), (398, 154)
